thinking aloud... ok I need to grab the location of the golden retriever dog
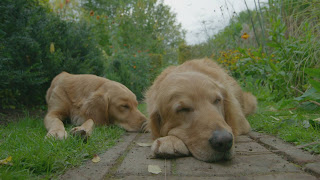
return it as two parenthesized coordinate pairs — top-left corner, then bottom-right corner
(44, 72), (146, 139)
(145, 58), (257, 162)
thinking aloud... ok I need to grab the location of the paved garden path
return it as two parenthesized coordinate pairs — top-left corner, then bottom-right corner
(61, 132), (320, 180)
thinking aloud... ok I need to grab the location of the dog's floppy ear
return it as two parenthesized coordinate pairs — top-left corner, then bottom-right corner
(148, 108), (162, 140)
(82, 92), (109, 123)
(223, 90), (250, 136)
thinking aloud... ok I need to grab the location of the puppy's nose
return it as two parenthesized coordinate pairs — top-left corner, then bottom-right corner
(209, 130), (233, 152)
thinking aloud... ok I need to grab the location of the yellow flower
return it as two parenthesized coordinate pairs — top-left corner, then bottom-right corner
(50, 43), (55, 54)
(241, 33), (250, 39)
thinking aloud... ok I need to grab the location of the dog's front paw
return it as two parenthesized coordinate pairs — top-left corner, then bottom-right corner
(46, 129), (67, 140)
(151, 136), (190, 158)
(70, 126), (91, 139)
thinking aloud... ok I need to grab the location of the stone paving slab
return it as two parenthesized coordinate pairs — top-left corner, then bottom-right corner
(61, 131), (319, 180)
(235, 141), (270, 153)
(60, 133), (138, 180)
(248, 131), (320, 165)
(235, 135), (254, 143)
(305, 162), (320, 177)
(174, 154), (300, 176)
(112, 173), (318, 180)
(116, 133), (171, 176)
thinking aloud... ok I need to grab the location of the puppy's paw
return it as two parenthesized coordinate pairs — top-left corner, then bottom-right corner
(151, 136), (190, 158)
(70, 126), (91, 139)
(46, 129), (67, 140)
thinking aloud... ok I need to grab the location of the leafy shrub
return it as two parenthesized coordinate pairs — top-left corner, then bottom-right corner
(0, 0), (105, 109)
(294, 68), (320, 110)
(105, 48), (163, 100)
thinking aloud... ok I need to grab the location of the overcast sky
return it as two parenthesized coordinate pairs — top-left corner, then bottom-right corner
(163, 0), (268, 45)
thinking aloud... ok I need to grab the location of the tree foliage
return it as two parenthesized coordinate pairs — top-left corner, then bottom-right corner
(0, 0), (184, 109)
(0, 0), (104, 109)
(79, 0), (184, 99)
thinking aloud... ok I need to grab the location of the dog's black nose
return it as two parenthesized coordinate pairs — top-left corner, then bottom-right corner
(209, 130), (233, 152)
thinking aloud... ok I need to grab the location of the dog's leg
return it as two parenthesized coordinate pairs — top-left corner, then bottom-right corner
(151, 136), (190, 158)
(44, 112), (67, 140)
(70, 119), (95, 139)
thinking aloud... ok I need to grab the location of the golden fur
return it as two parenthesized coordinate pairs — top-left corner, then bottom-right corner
(44, 72), (146, 139)
(145, 58), (257, 162)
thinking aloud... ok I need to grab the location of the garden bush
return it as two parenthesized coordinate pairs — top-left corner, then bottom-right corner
(0, 0), (103, 109)
(0, 0), (185, 109)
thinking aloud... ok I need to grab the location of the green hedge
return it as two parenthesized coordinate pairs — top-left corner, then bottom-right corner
(0, 0), (105, 109)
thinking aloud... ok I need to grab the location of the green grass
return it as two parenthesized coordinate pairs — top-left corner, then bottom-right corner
(0, 115), (125, 179)
(247, 91), (320, 154)
(138, 103), (147, 116)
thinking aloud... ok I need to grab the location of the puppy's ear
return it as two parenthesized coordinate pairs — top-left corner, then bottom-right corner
(223, 90), (250, 136)
(82, 92), (109, 123)
(148, 110), (162, 140)
(103, 93), (109, 121)
(242, 92), (257, 116)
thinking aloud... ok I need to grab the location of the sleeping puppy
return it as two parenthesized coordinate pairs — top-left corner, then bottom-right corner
(44, 72), (146, 139)
(145, 58), (257, 162)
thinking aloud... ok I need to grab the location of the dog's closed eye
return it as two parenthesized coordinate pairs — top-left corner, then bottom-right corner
(121, 104), (130, 109)
(213, 98), (221, 104)
(176, 107), (193, 113)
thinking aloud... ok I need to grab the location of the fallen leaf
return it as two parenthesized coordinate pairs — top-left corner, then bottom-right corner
(309, 118), (320, 128)
(148, 165), (162, 174)
(270, 116), (280, 121)
(0, 156), (13, 166)
(137, 142), (153, 147)
(268, 106), (277, 112)
(303, 120), (310, 129)
(92, 154), (100, 163)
